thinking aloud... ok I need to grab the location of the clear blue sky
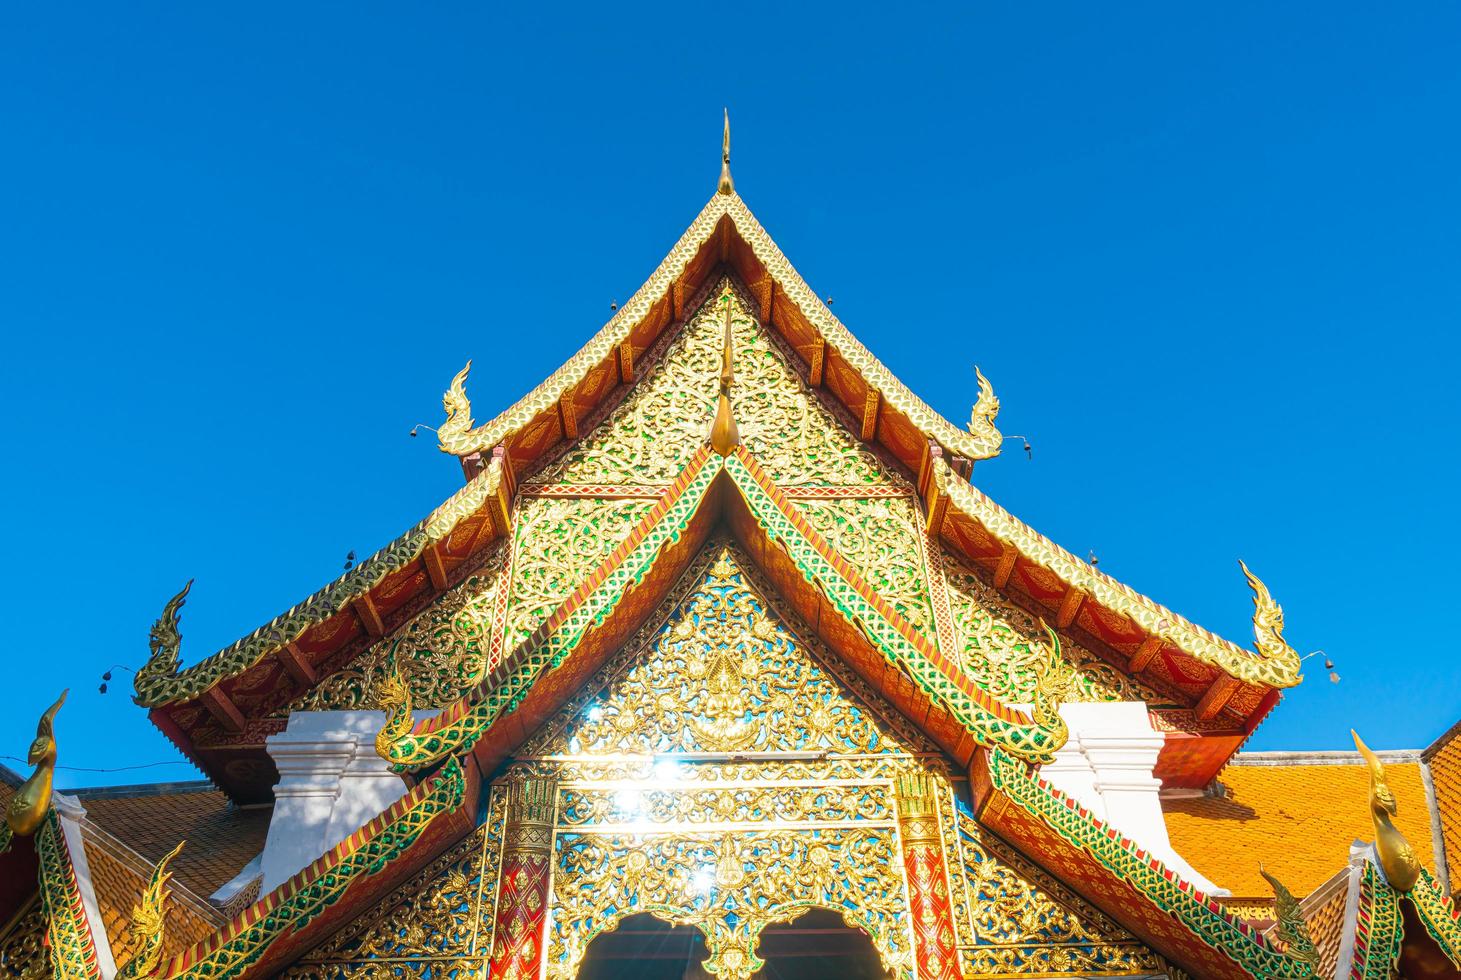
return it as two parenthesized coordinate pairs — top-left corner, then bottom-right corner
(2, 4), (1457, 789)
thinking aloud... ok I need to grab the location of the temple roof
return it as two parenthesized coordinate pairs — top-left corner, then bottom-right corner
(133, 178), (1300, 802)
(1164, 753), (1436, 901)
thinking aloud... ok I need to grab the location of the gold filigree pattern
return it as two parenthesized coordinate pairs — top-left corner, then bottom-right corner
(0, 899), (49, 980)
(536, 281), (896, 488)
(295, 789), (507, 971)
(798, 496), (937, 644)
(289, 538), (510, 712)
(943, 549), (1158, 705)
(502, 496), (654, 652)
(951, 808), (1162, 976)
(559, 783), (894, 828)
(545, 547), (915, 758)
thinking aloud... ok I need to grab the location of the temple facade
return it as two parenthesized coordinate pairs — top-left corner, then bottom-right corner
(3, 125), (1460, 979)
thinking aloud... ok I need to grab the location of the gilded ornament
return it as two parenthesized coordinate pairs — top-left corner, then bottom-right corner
(966, 365), (1003, 456)
(1239, 560), (1303, 682)
(116, 840), (186, 980)
(1260, 864), (1319, 967)
(6, 690), (66, 839)
(717, 109), (734, 196)
(930, 456), (1303, 689)
(708, 290), (739, 455)
(1353, 730), (1422, 892)
(134, 580), (192, 693)
(1031, 620), (1070, 752)
(436, 360), (474, 454)
(374, 659), (414, 761)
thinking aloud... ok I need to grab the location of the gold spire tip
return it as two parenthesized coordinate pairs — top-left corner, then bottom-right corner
(717, 109), (734, 196)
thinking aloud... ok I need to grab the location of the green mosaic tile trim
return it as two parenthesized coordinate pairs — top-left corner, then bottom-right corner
(386, 452), (721, 770)
(725, 452), (1064, 765)
(37, 811), (103, 980)
(166, 758), (465, 980)
(1348, 862), (1403, 980)
(986, 749), (1314, 980)
(1404, 868), (1461, 970)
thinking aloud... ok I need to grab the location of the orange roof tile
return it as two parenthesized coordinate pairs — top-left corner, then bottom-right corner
(75, 783), (269, 901)
(82, 832), (219, 967)
(1423, 719), (1461, 893)
(1164, 757), (1435, 899)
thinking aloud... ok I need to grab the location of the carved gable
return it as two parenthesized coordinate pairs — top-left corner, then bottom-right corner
(535, 280), (900, 489)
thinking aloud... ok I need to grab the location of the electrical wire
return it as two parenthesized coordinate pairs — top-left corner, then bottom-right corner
(2, 756), (194, 774)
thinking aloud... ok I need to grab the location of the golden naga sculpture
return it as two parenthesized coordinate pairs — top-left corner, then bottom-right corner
(1352, 730), (1422, 892)
(709, 289), (740, 455)
(966, 366), (1003, 455)
(1238, 560), (1302, 681)
(1031, 620), (1070, 752)
(717, 108), (734, 196)
(116, 840), (186, 979)
(436, 360), (475, 454)
(375, 660), (415, 761)
(1260, 865), (1319, 966)
(134, 580), (194, 692)
(5, 690), (67, 839)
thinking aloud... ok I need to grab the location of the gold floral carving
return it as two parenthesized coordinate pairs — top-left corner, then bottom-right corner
(798, 496), (937, 644)
(534, 546), (918, 759)
(290, 537), (510, 712)
(549, 828), (914, 980)
(931, 457), (1302, 689)
(950, 808), (1162, 976)
(942, 549), (1158, 705)
(501, 496), (655, 652)
(437, 193), (998, 464)
(293, 789), (508, 973)
(0, 899), (49, 980)
(535, 282), (895, 488)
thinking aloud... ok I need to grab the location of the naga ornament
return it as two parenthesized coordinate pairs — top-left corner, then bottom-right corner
(5, 690), (67, 840)
(1353, 730), (1422, 892)
(375, 660), (415, 761)
(965, 366), (1003, 457)
(436, 360), (474, 454)
(135, 580), (193, 694)
(1260, 865), (1320, 967)
(1238, 560), (1302, 683)
(116, 840), (186, 979)
(1031, 620), (1070, 753)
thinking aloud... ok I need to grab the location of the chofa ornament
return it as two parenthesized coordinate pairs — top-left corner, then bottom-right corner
(4, 689), (67, 841)
(134, 579), (193, 693)
(1352, 730), (1422, 892)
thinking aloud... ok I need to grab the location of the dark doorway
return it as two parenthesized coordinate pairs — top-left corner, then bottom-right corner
(756, 909), (890, 980)
(575, 913), (711, 980)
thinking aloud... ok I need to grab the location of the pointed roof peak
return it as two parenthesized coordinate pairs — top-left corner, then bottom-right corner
(717, 108), (734, 196)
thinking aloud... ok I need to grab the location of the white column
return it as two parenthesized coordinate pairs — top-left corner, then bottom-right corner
(1039, 702), (1227, 896)
(259, 711), (407, 893)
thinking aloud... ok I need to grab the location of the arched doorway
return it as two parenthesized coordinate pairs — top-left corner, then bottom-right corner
(755, 908), (891, 980)
(575, 913), (711, 980)
(574, 909), (890, 980)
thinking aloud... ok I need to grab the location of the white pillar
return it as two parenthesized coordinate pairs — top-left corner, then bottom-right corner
(259, 711), (407, 893)
(1039, 702), (1227, 896)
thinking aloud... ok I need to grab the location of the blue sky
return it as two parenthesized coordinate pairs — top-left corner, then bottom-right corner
(2, 4), (1457, 789)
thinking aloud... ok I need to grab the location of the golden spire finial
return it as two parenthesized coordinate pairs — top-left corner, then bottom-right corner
(1352, 730), (1422, 892)
(116, 840), (185, 979)
(717, 109), (734, 196)
(5, 690), (67, 839)
(709, 289), (740, 455)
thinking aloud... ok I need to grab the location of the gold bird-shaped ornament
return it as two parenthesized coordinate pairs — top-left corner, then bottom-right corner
(1353, 730), (1422, 892)
(6, 690), (67, 839)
